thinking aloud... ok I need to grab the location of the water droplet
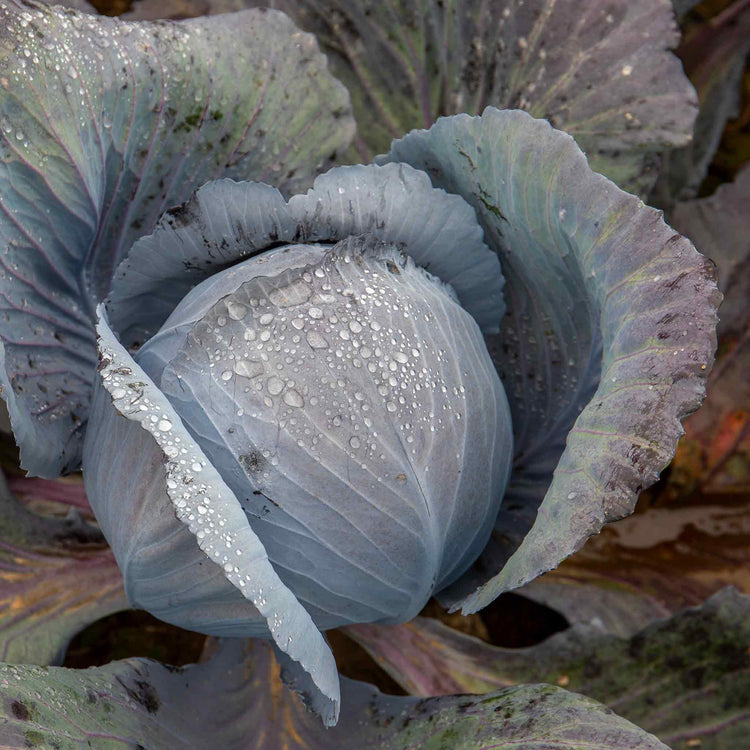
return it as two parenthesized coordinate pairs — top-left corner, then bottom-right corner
(306, 331), (329, 349)
(283, 389), (304, 408)
(267, 376), (284, 396)
(308, 307), (323, 319)
(226, 300), (247, 320)
(234, 359), (264, 378)
(349, 436), (361, 449)
(259, 313), (274, 326)
(221, 370), (233, 381)
(157, 419), (172, 432)
(386, 401), (397, 412)
(269, 280), (312, 307)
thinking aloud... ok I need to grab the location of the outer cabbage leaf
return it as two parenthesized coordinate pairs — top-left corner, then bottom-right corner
(520, 502), (750, 638)
(0, 469), (127, 666)
(0, 637), (668, 749)
(382, 108), (721, 612)
(346, 588), (749, 749)
(0, 1), (354, 477)
(215, 0), (697, 195)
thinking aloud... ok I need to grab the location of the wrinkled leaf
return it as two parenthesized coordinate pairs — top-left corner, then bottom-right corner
(383, 108), (721, 613)
(0, 470), (127, 666)
(128, 0), (696, 195)
(347, 587), (749, 749)
(0, 636), (668, 749)
(0, 1), (353, 477)
(108, 164), (503, 352)
(650, 0), (750, 210)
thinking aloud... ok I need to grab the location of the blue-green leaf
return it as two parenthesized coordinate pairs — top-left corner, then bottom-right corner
(0, 1), (353, 477)
(382, 108), (721, 612)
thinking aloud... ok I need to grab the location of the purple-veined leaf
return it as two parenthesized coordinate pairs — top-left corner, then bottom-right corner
(346, 587), (749, 749)
(152, 0), (701, 196)
(0, 470), (127, 666)
(0, 0), (353, 477)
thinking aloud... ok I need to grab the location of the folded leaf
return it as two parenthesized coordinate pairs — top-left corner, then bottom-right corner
(108, 163), (503, 353)
(86, 307), (340, 724)
(0, 1), (353, 477)
(0, 636), (669, 749)
(382, 108), (721, 612)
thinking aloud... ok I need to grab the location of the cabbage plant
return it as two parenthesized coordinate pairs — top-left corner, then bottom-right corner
(0, 0), (723, 744)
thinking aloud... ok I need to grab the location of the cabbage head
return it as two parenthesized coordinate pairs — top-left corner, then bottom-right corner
(0, 2), (720, 728)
